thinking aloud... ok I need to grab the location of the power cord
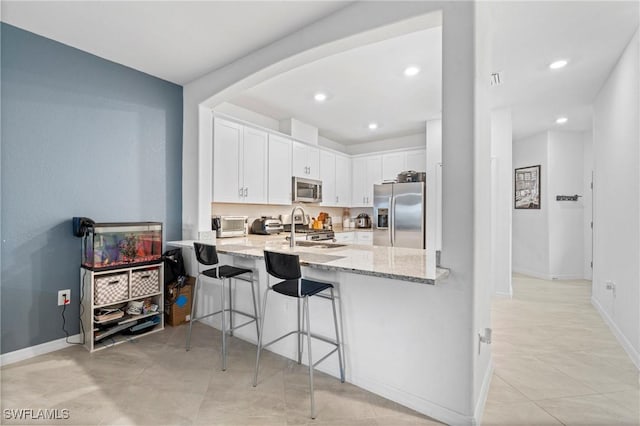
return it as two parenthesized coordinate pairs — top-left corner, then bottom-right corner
(61, 271), (87, 345)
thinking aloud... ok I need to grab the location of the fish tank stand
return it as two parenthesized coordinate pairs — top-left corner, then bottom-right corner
(81, 262), (164, 352)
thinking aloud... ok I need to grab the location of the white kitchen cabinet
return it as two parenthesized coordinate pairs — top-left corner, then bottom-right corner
(382, 152), (406, 181)
(334, 232), (355, 243)
(382, 150), (426, 182)
(352, 155), (382, 207)
(335, 154), (351, 206)
(292, 141), (320, 179)
(320, 150), (336, 206)
(212, 118), (267, 204)
(320, 150), (351, 207)
(355, 231), (373, 246)
(405, 149), (426, 173)
(268, 134), (293, 205)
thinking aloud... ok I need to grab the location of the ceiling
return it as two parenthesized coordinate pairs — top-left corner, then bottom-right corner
(1, 1), (349, 85)
(489, 1), (639, 141)
(229, 27), (442, 145)
(2, 1), (639, 144)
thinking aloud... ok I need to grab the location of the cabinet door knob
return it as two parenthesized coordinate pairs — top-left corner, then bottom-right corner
(244, 187), (248, 197)
(239, 188), (243, 197)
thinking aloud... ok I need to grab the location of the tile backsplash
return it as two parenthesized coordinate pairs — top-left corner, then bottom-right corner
(211, 203), (372, 230)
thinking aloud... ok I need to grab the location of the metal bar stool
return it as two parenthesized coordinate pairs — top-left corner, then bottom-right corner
(253, 250), (344, 419)
(186, 242), (260, 371)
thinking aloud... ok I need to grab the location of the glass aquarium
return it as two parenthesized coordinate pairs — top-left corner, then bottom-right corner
(82, 222), (163, 270)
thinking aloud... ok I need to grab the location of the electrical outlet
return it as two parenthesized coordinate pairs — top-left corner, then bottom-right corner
(58, 289), (71, 306)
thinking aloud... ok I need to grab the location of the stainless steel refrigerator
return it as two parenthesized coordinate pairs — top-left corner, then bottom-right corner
(373, 182), (425, 249)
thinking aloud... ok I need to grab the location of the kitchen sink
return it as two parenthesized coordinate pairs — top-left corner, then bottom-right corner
(295, 241), (347, 249)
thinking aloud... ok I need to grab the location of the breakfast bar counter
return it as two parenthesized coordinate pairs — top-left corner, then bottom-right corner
(167, 236), (461, 424)
(168, 235), (448, 284)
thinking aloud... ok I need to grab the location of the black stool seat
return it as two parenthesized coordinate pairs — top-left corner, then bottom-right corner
(203, 265), (253, 280)
(187, 242), (259, 372)
(254, 250), (345, 419)
(273, 279), (333, 298)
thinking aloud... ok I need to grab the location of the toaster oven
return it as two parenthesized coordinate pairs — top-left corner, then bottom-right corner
(212, 216), (247, 238)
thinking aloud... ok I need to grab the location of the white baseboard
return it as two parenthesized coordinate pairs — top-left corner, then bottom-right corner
(350, 374), (473, 426)
(494, 291), (512, 299)
(473, 358), (494, 426)
(591, 297), (640, 370)
(512, 267), (551, 281)
(550, 273), (587, 281)
(0, 334), (82, 367)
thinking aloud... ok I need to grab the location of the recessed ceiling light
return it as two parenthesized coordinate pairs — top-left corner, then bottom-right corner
(368, 122), (379, 130)
(314, 92), (327, 102)
(549, 60), (568, 70)
(556, 117), (568, 124)
(404, 66), (420, 77)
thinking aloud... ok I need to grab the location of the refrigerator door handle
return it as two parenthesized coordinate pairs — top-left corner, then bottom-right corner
(390, 195), (395, 246)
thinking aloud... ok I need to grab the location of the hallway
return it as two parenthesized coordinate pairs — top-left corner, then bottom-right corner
(484, 274), (639, 425)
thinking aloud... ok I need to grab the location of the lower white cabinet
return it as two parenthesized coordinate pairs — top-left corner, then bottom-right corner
(334, 232), (355, 243)
(355, 232), (373, 245)
(81, 263), (164, 352)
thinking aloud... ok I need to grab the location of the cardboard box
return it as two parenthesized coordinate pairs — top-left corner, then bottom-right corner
(165, 276), (194, 326)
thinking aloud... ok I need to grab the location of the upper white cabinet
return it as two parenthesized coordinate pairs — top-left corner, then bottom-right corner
(268, 134), (293, 205)
(381, 150), (427, 182)
(320, 151), (352, 207)
(335, 154), (352, 206)
(319, 150), (336, 206)
(292, 141), (320, 179)
(382, 152), (406, 181)
(352, 155), (382, 207)
(405, 149), (427, 173)
(212, 118), (267, 204)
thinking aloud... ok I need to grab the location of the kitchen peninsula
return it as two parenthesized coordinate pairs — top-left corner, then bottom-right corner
(169, 235), (454, 420)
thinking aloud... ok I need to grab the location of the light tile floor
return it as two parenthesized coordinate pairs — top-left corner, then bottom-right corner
(1, 274), (638, 425)
(484, 274), (639, 425)
(0, 323), (442, 425)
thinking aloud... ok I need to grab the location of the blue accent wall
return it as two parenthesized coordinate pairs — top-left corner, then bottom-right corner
(1, 23), (183, 354)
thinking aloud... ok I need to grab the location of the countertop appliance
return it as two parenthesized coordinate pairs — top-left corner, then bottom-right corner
(292, 177), (323, 203)
(280, 213), (310, 232)
(280, 214), (334, 240)
(212, 215), (247, 238)
(355, 213), (371, 229)
(397, 170), (426, 183)
(250, 217), (283, 235)
(373, 182), (425, 249)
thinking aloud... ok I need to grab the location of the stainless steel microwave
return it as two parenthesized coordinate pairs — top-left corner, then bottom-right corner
(292, 177), (322, 203)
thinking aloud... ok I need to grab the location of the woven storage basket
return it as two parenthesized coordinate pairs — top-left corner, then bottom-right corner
(94, 273), (129, 306)
(131, 268), (160, 297)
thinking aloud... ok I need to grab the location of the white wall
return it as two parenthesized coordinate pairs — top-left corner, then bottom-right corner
(512, 132), (550, 278)
(472, 2), (494, 419)
(592, 29), (639, 368)
(583, 131), (593, 280)
(347, 132), (426, 155)
(214, 102), (280, 131)
(548, 131), (585, 280)
(491, 109), (513, 297)
(182, 2), (491, 423)
(426, 119), (442, 256)
(513, 131), (587, 280)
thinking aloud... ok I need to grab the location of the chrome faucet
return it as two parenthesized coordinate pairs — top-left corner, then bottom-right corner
(290, 205), (306, 248)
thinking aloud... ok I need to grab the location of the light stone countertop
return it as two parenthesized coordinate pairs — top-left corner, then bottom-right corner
(169, 235), (448, 285)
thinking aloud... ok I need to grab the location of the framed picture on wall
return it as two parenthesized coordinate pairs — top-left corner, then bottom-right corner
(514, 165), (541, 209)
